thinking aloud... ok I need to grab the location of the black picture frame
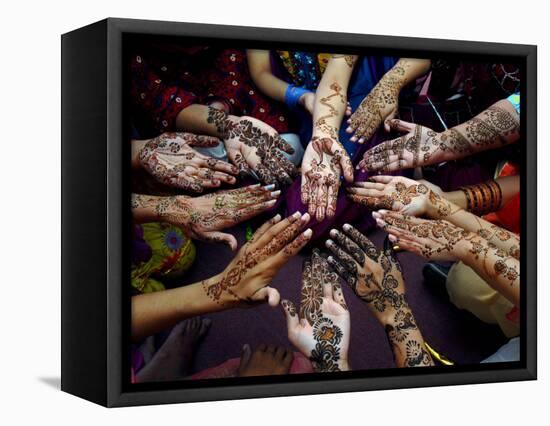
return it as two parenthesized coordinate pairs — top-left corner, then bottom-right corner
(61, 17), (537, 407)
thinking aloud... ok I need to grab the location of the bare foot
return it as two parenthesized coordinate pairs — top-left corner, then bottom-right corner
(237, 344), (294, 377)
(135, 317), (211, 383)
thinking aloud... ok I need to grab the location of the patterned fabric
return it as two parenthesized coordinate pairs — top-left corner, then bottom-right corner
(276, 51), (331, 90)
(130, 47), (292, 135)
(507, 93), (520, 114)
(131, 223), (196, 293)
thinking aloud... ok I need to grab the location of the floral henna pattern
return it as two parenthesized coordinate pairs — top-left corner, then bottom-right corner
(348, 63), (405, 142)
(301, 136), (352, 220)
(202, 213), (307, 305)
(310, 317), (344, 372)
(138, 132), (237, 192)
(299, 258), (323, 325)
(325, 225), (433, 368)
(315, 82), (346, 139)
(132, 185), (277, 247)
(207, 107), (296, 185)
(361, 103), (519, 172)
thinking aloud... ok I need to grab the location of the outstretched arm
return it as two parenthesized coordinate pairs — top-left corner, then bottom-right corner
(300, 55), (356, 221)
(325, 224), (434, 368)
(132, 212), (313, 341)
(377, 212), (520, 306)
(312, 54), (358, 140)
(347, 58), (431, 143)
(348, 176), (520, 259)
(360, 97), (520, 172)
(247, 49), (315, 113)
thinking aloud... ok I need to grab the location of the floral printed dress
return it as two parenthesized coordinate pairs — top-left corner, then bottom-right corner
(131, 223), (196, 293)
(129, 45), (292, 137)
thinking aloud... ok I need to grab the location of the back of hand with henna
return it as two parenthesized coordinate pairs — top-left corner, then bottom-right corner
(131, 184), (280, 250)
(325, 224), (434, 368)
(207, 107), (297, 185)
(201, 212), (313, 307)
(359, 98), (520, 173)
(281, 250), (351, 372)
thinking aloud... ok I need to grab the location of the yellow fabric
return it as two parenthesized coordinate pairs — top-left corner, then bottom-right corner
(446, 261), (519, 338)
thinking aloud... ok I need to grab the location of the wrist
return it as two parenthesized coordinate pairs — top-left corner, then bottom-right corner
(373, 300), (410, 327)
(452, 233), (479, 262)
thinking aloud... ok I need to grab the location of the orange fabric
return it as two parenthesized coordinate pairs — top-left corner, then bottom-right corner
(482, 162), (520, 235)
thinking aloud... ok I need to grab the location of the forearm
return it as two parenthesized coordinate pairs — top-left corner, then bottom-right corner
(131, 194), (164, 223)
(175, 104), (238, 138)
(392, 58), (431, 87)
(378, 303), (434, 368)
(131, 194), (192, 227)
(131, 275), (223, 341)
(445, 175), (519, 211)
(312, 55), (357, 138)
(456, 235), (520, 306)
(247, 49), (289, 103)
(427, 192), (519, 259)
(438, 98), (520, 161)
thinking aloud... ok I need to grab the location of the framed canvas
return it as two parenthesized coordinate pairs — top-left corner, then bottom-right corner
(61, 18), (537, 407)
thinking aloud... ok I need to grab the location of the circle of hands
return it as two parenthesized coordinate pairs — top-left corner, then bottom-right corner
(139, 132), (238, 193)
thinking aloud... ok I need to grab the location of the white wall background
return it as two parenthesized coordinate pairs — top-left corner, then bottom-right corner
(0, 0), (546, 423)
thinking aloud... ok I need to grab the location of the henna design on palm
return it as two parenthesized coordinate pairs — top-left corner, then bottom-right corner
(138, 132), (238, 192)
(281, 250), (350, 372)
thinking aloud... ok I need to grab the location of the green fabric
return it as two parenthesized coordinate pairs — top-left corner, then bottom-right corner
(131, 222), (196, 293)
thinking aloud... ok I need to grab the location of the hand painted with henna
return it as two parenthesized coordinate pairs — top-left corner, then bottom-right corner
(207, 108), (297, 185)
(136, 132), (238, 192)
(132, 184), (281, 250)
(358, 120), (449, 172)
(202, 212), (313, 308)
(281, 250), (350, 372)
(374, 211), (471, 261)
(345, 69), (402, 144)
(325, 224), (434, 368)
(301, 136), (354, 222)
(346, 175), (456, 218)
(325, 224), (406, 319)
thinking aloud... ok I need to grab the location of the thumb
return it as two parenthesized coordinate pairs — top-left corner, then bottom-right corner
(386, 118), (415, 134)
(339, 151), (354, 183)
(281, 299), (299, 332)
(200, 231), (238, 251)
(383, 108), (399, 132)
(251, 286), (280, 307)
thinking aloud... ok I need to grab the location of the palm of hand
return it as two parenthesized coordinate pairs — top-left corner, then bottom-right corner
(140, 132), (228, 192)
(282, 250), (350, 372)
(157, 185), (277, 249)
(301, 137), (351, 221)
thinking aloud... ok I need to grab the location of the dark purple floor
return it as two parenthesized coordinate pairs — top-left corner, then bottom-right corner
(170, 220), (507, 374)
